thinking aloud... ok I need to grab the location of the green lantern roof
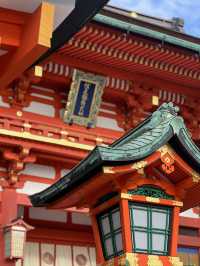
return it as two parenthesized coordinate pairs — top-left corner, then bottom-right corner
(30, 102), (200, 207)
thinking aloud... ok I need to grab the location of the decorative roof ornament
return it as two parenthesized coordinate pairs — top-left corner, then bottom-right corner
(146, 102), (179, 130)
(158, 102), (180, 115)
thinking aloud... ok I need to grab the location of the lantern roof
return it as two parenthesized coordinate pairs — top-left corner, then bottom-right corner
(3, 218), (34, 231)
(30, 102), (200, 207)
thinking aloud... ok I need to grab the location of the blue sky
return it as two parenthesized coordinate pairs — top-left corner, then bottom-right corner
(109, 0), (200, 38)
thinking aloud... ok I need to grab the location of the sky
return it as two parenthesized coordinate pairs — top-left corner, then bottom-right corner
(109, 0), (200, 38)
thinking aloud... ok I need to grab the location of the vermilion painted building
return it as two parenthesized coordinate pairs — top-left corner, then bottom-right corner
(0, 2), (200, 266)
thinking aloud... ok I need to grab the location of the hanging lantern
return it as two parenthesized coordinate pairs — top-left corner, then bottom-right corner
(4, 218), (34, 260)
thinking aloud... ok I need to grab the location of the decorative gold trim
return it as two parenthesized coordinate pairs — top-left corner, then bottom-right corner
(191, 170), (200, 183)
(130, 11), (138, 18)
(16, 111), (23, 117)
(172, 200), (183, 207)
(60, 131), (68, 136)
(132, 160), (147, 175)
(121, 193), (133, 200)
(34, 65), (43, 77)
(126, 253), (139, 266)
(148, 255), (163, 266)
(104, 258), (115, 266)
(132, 161), (148, 170)
(106, 253), (139, 266)
(168, 256), (183, 266)
(103, 167), (115, 174)
(158, 145), (175, 158)
(146, 197), (160, 203)
(0, 128), (93, 151)
(96, 137), (103, 142)
(152, 95), (159, 106)
(64, 69), (106, 127)
(23, 123), (32, 129)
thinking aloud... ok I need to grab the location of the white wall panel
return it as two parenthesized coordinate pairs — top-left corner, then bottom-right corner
(21, 163), (55, 179)
(72, 213), (92, 225)
(23, 242), (96, 266)
(29, 207), (67, 222)
(180, 208), (199, 218)
(73, 246), (91, 266)
(32, 85), (54, 93)
(31, 93), (54, 100)
(15, 260), (22, 266)
(41, 244), (55, 266)
(97, 116), (124, 131)
(23, 101), (55, 117)
(0, 96), (9, 107)
(56, 245), (72, 266)
(89, 247), (96, 266)
(61, 169), (70, 176)
(17, 181), (50, 195)
(24, 242), (40, 266)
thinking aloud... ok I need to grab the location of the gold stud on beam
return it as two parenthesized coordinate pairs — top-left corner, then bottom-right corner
(152, 95), (159, 106)
(130, 11), (138, 18)
(34, 65), (43, 77)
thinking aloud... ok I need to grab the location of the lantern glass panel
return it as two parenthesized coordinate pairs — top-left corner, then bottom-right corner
(131, 207), (147, 227)
(130, 203), (171, 255)
(98, 206), (123, 260)
(102, 216), (110, 235)
(152, 233), (166, 252)
(152, 210), (167, 230)
(105, 238), (114, 256)
(115, 233), (123, 252)
(112, 211), (121, 230)
(134, 231), (148, 250)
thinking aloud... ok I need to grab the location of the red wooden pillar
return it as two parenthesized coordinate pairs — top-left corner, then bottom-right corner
(0, 188), (18, 266)
(170, 206), (180, 257)
(90, 214), (105, 265)
(120, 199), (132, 253)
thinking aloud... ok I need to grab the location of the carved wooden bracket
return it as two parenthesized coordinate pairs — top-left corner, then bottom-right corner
(2, 147), (36, 185)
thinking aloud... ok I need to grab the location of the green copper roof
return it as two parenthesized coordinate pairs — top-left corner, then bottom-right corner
(93, 14), (200, 53)
(30, 103), (200, 207)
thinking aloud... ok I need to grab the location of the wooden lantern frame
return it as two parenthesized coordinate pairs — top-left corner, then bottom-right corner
(90, 185), (182, 265)
(3, 218), (34, 260)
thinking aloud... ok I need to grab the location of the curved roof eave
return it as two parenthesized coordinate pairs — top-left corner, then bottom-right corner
(93, 14), (200, 53)
(30, 102), (200, 207)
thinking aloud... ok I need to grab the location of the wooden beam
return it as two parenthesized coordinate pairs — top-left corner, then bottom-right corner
(0, 7), (29, 49)
(50, 53), (200, 97)
(0, 3), (55, 88)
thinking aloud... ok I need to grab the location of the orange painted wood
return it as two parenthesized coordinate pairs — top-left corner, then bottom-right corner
(170, 206), (180, 256)
(0, 8), (29, 50)
(28, 226), (94, 246)
(51, 51), (200, 95)
(0, 22), (21, 48)
(17, 193), (32, 206)
(0, 2), (55, 88)
(120, 199), (132, 252)
(91, 196), (119, 216)
(122, 194), (181, 207)
(90, 214), (105, 264)
(0, 188), (18, 266)
(178, 235), (200, 248)
(180, 216), (200, 228)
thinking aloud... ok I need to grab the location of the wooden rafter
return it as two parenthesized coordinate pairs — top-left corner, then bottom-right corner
(0, 2), (55, 88)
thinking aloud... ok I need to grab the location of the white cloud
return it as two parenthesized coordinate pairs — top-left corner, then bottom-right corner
(109, 0), (200, 37)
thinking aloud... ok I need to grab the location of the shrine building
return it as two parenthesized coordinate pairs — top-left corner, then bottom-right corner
(0, 2), (200, 266)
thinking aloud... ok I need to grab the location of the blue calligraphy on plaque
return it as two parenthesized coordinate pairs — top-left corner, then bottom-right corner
(74, 80), (96, 118)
